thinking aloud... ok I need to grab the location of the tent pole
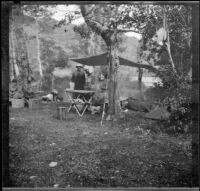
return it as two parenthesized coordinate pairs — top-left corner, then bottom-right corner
(94, 66), (97, 90)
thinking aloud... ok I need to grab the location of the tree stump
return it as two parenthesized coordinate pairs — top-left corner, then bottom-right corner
(57, 107), (67, 120)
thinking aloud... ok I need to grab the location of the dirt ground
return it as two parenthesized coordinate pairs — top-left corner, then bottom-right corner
(9, 102), (192, 187)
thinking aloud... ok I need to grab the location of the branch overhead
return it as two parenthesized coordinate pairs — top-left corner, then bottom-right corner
(117, 29), (140, 33)
(80, 5), (109, 36)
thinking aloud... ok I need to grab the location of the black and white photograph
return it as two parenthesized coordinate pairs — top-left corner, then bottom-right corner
(2, 1), (199, 190)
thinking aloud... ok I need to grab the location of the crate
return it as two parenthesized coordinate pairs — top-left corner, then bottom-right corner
(28, 99), (40, 108)
(11, 98), (24, 108)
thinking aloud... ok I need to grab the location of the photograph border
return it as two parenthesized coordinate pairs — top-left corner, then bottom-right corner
(2, 1), (199, 190)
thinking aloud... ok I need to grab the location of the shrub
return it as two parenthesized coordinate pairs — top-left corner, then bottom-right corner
(157, 72), (192, 134)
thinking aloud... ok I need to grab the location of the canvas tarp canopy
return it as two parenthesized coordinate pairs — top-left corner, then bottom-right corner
(71, 52), (157, 72)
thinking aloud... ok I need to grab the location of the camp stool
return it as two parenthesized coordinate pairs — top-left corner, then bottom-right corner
(57, 106), (67, 120)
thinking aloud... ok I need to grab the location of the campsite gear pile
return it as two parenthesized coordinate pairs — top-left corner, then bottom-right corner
(126, 97), (152, 112)
(145, 105), (170, 120)
(9, 81), (36, 108)
(123, 97), (170, 120)
(42, 90), (63, 102)
(89, 106), (102, 115)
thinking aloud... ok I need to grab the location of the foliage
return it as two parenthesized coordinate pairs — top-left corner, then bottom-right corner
(73, 24), (92, 39)
(53, 47), (69, 68)
(163, 76), (192, 133)
(40, 38), (57, 71)
(135, 5), (192, 75)
(40, 38), (70, 92)
(133, 5), (193, 134)
(22, 5), (55, 19)
(152, 73), (192, 134)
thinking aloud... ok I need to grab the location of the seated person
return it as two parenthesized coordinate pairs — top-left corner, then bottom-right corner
(92, 81), (108, 106)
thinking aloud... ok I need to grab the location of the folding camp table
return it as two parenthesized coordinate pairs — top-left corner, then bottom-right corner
(65, 89), (96, 117)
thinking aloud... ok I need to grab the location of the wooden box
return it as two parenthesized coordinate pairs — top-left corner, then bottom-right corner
(10, 98), (24, 108)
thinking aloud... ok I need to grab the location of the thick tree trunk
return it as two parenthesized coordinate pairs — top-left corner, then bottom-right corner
(22, 23), (33, 92)
(80, 5), (122, 120)
(107, 45), (122, 120)
(23, 26), (31, 75)
(18, 8), (31, 92)
(89, 32), (95, 56)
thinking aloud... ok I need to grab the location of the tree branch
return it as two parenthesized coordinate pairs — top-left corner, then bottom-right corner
(86, 18), (105, 28)
(80, 5), (108, 35)
(83, 5), (95, 17)
(117, 29), (140, 33)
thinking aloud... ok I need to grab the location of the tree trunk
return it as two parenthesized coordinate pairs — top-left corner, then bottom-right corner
(17, 6), (31, 93)
(35, 17), (43, 91)
(163, 6), (177, 75)
(138, 68), (143, 91)
(22, 23), (33, 91)
(89, 32), (95, 56)
(23, 26), (31, 75)
(107, 45), (122, 120)
(166, 32), (177, 74)
(9, 20), (14, 82)
(79, 5), (122, 120)
(36, 19), (42, 77)
(52, 74), (54, 91)
(10, 9), (19, 79)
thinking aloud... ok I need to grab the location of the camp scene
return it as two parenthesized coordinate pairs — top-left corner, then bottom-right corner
(4, 2), (199, 188)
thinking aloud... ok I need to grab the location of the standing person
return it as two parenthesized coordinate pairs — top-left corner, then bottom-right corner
(71, 64), (86, 98)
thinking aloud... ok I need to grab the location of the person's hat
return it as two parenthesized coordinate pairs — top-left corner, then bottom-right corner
(76, 64), (83, 68)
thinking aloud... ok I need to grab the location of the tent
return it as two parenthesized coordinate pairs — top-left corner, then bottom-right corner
(145, 106), (170, 120)
(71, 52), (157, 72)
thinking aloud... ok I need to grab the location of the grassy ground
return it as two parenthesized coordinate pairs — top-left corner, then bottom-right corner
(9, 102), (192, 188)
